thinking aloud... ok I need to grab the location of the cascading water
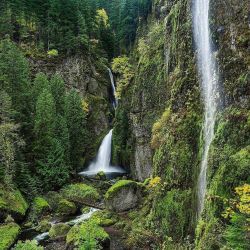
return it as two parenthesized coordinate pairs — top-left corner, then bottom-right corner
(193, 0), (219, 216)
(80, 129), (125, 176)
(80, 69), (124, 177)
(108, 68), (118, 108)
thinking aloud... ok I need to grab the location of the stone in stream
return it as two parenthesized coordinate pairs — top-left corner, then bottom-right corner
(104, 180), (141, 212)
(49, 223), (70, 240)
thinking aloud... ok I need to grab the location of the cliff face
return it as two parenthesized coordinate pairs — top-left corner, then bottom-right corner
(114, 0), (249, 247)
(29, 54), (112, 163)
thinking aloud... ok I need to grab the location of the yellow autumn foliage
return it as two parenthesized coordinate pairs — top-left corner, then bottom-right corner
(148, 177), (161, 188)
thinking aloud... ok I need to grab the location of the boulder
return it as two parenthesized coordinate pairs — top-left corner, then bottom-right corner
(57, 199), (77, 215)
(104, 180), (141, 212)
(62, 183), (100, 205)
(49, 223), (70, 240)
(36, 219), (51, 233)
(66, 217), (110, 249)
(0, 186), (28, 222)
(0, 222), (20, 249)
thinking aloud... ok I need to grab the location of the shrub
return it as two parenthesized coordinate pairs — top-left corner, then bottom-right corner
(13, 240), (43, 250)
(47, 49), (58, 57)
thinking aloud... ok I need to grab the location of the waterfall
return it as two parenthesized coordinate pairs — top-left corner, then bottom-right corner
(79, 129), (125, 175)
(193, 0), (219, 216)
(108, 68), (118, 108)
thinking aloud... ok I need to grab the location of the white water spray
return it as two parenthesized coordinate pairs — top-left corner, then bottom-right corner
(108, 68), (118, 108)
(79, 129), (125, 175)
(193, 0), (219, 216)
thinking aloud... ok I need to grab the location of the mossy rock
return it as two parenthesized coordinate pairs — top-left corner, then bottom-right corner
(45, 191), (63, 211)
(66, 217), (110, 249)
(33, 197), (50, 217)
(91, 210), (117, 227)
(13, 240), (44, 249)
(105, 180), (141, 212)
(62, 183), (100, 204)
(95, 171), (107, 180)
(57, 199), (77, 215)
(0, 222), (21, 249)
(81, 206), (91, 214)
(36, 219), (51, 233)
(49, 223), (70, 239)
(0, 186), (28, 222)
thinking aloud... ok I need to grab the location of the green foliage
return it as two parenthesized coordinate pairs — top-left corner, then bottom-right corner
(0, 222), (20, 250)
(224, 214), (249, 250)
(13, 240), (44, 250)
(153, 189), (192, 241)
(50, 74), (66, 114)
(111, 56), (134, 98)
(32, 73), (50, 102)
(65, 90), (87, 172)
(62, 183), (100, 204)
(47, 49), (58, 57)
(66, 216), (109, 249)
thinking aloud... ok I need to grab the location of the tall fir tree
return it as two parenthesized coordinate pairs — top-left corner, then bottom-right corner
(65, 90), (86, 172)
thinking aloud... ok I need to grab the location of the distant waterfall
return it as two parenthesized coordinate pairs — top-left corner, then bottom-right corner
(79, 129), (125, 175)
(193, 0), (220, 216)
(108, 68), (118, 108)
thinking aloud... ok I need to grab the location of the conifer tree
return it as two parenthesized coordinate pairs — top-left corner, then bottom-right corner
(65, 90), (86, 172)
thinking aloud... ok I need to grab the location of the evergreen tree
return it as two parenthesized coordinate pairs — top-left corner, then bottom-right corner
(65, 90), (86, 172)
(37, 138), (69, 191)
(0, 91), (24, 186)
(50, 74), (66, 114)
(32, 73), (50, 103)
(34, 88), (55, 159)
(0, 39), (31, 122)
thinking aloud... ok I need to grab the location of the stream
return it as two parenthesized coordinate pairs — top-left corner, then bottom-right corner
(19, 208), (98, 246)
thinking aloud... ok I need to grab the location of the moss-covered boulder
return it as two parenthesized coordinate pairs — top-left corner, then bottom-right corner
(0, 186), (28, 222)
(57, 199), (77, 215)
(36, 219), (51, 233)
(49, 223), (70, 239)
(66, 217), (110, 249)
(105, 180), (141, 212)
(95, 171), (106, 180)
(91, 210), (117, 227)
(13, 240), (44, 250)
(0, 222), (21, 249)
(27, 197), (50, 224)
(62, 183), (100, 204)
(33, 197), (50, 217)
(45, 191), (63, 211)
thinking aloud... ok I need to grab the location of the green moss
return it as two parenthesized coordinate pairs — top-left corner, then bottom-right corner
(49, 223), (70, 239)
(57, 199), (76, 215)
(13, 240), (44, 250)
(36, 219), (51, 233)
(0, 222), (21, 250)
(0, 186), (28, 219)
(91, 210), (117, 227)
(66, 216), (109, 249)
(153, 189), (192, 241)
(62, 183), (100, 204)
(104, 180), (138, 200)
(195, 217), (223, 250)
(33, 197), (50, 216)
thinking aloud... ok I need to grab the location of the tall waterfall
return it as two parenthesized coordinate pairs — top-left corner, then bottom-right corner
(79, 69), (124, 177)
(80, 129), (125, 175)
(193, 0), (219, 216)
(108, 68), (118, 108)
